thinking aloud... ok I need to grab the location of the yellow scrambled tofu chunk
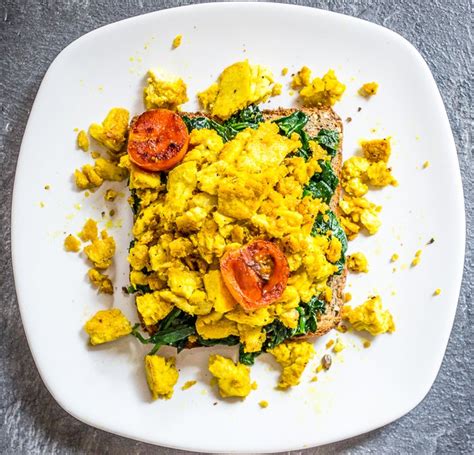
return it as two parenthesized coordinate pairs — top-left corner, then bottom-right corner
(225, 306), (274, 327)
(74, 155), (128, 191)
(128, 243), (149, 271)
(269, 340), (315, 389)
(84, 308), (132, 345)
(342, 295), (395, 336)
(74, 165), (103, 190)
(366, 161), (397, 187)
(144, 69), (188, 110)
(196, 311), (239, 339)
(208, 354), (253, 398)
(341, 155), (396, 197)
(77, 130), (89, 151)
(341, 156), (371, 197)
(339, 138), (397, 239)
(347, 252), (369, 273)
(339, 195), (382, 239)
(87, 268), (113, 294)
(119, 155), (166, 191)
(238, 325), (266, 353)
(136, 291), (173, 326)
(145, 355), (179, 400)
(167, 266), (201, 299)
(358, 82), (379, 97)
(326, 236), (343, 263)
(272, 83), (282, 96)
(361, 138), (391, 163)
(198, 61), (279, 120)
(64, 234), (81, 252)
(78, 218), (98, 242)
(89, 108), (129, 153)
(292, 67), (346, 107)
(94, 157), (128, 182)
(203, 270), (236, 313)
(83, 230), (116, 269)
(291, 66), (312, 89)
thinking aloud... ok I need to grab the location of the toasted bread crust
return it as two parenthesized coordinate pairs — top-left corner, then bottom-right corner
(178, 107), (345, 338)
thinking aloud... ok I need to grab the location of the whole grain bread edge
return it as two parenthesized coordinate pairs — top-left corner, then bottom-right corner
(176, 107), (346, 339)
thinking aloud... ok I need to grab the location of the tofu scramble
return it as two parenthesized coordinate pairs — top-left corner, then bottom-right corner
(122, 105), (347, 396)
(338, 138), (397, 240)
(74, 59), (396, 403)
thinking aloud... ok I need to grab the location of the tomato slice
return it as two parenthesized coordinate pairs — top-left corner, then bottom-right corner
(220, 240), (289, 311)
(127, 109), (189, 172)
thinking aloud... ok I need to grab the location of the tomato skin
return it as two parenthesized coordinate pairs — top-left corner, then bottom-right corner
(127, 109), (189, 172)
(220, 240), (289, 311)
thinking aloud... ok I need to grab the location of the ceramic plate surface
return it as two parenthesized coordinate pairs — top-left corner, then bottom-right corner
(12, 3), (465, 452)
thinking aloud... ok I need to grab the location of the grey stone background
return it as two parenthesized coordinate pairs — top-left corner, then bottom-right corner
(1, 0), (472, 453)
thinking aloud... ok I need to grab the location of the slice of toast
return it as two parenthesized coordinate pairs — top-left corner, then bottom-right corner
(263, 107), (346, 337)
(183, 106), (346, 338)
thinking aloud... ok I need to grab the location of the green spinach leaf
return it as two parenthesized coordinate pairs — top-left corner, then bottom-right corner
(303, 160), (339, 203)
(263, 320), (294, 350)
(312, 210), (348, 274)
(273, 111), (314, 161)
(148, 326), (196, 354)
(296, 296), (326, 335)
(197, 335), (240, 347)
(182, 116), (232, 141)
(131, 308), (197, 354)
(182, 105), (264, 142)
(130, 189), (140, 215)
(225, 104), (264, 132)
(259, 295), (327, 352)
(315, 129), (340, 157)
(125, 284), (152, 295)
(273, 111), (308, 136)
(239, 345), (261, 366)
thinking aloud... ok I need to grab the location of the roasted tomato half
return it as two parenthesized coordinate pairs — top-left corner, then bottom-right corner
(127, 109), (189, 172)
(220, 240), (290, 311)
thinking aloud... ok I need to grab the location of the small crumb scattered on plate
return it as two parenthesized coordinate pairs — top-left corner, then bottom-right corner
(411, 250), (422, 267)
(358, 82), (378, 97)
(172, 34), (182, 48)
(332, 338), (345, 353)
(181, 380), (197, 391)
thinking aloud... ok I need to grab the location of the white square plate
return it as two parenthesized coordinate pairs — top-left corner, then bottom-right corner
(12, 3), (465, 452)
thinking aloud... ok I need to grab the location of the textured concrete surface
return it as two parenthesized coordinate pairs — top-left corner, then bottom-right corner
(1, 0), (472, 453)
